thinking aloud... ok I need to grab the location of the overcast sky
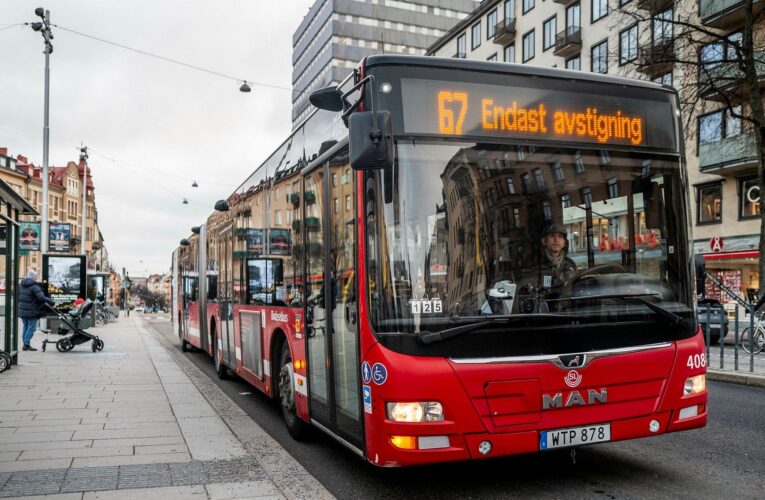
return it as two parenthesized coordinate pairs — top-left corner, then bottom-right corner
(0, 0), (313, 277)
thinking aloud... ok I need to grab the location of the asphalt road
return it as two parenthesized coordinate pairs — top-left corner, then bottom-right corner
(150, 317), (765, 499)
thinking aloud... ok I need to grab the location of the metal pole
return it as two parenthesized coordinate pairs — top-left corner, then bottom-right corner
(40, 9), (52, 254)
(80, 146), (88, 256)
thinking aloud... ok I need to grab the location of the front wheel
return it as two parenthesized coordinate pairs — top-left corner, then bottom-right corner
(279, 343), (308, 440)
(741, 327), (765, 354)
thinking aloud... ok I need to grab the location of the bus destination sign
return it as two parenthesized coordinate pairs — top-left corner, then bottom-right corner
(400, 78), (676, 150)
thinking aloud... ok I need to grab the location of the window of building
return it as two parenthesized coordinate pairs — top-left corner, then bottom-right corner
(487, 9), (498, 38)
(275, 210), (282, 225)
(565, 56), (580, 70)
(504, 43), (516, 62)
(652, 72), (672, 86)
(487, 52), (498, 61)
(522, 0), (534, 14)
(619, 24), (638, 65)
(560, 193), (571, 208)
(552, 160), (565, 182)
(521, 173), (530, 193)
(574, 150), (585, 173)
(739, 177), (760, 219)
(522, 29), (535, 62)
(457, 33), (466, 57)
(700, 31), (741, 70)
(507, 177), (516, 194)
(592, 0), (608, 22)
(332, 173), (338, 186)
(652, 9), (673, 46)
(543, 16), (557, 51)
(513, 207), (522, 227)
(471, 22), (481, 50)
(534, 168), (546, 188)
(505, 0), (516, 19)
(607, 178), (618, 198)
(699, 106), (741, 144)
(345, 195), (351, 211)
(333, 197), (339, 214)
(581, 187), (593, 207)
(591, 40), (608, 73)
(566, 3), (580, 30)
(542, 200), (552, 220)
(697, 184), (722, 224)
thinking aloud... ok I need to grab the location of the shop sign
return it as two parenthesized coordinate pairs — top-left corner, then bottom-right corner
(709, 236), (724, 253)
(747, 185), (760, 203)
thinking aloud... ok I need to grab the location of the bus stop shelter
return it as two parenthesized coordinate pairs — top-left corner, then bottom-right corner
(0, 179), (38, 366)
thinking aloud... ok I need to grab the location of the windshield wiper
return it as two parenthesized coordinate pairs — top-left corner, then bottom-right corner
(555, 293), (693, 332)
(417, 318), (510, 345)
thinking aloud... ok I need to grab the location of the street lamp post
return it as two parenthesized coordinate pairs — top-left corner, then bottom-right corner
(80, 146), (88, 256)
(30, 8), (53, 253)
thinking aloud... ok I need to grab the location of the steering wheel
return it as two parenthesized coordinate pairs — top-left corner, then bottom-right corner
(573, 264), (625, 280)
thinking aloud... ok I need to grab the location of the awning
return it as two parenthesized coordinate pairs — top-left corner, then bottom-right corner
(703, 251), (760, 260)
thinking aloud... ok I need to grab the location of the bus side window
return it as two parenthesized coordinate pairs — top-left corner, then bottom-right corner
(207, 275), (217, 301)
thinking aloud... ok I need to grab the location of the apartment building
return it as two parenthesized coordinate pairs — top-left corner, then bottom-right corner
(427, 0), (764, 304)
(291, 0), (479, 126)
(0, 147), (109, 275)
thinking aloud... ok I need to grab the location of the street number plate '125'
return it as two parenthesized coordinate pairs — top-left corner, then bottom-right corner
(539, 424), (611, 450)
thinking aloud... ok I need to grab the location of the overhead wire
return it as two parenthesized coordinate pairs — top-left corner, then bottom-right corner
(51, 24), (291, 91)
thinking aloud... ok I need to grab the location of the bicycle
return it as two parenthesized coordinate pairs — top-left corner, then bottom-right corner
(740, 310), (765, 355)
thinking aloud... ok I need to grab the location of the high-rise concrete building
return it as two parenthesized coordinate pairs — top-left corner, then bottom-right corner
(291, 0), (479, 126)
(426, 0), (765, 311)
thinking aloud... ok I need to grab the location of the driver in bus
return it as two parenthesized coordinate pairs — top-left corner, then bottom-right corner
(539, 223), (577, 292)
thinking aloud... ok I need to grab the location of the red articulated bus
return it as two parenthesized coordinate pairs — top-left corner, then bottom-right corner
(172, 55), (707, 467)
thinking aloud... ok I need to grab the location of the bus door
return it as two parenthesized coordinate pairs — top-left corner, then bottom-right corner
(304, 150), (363, 450)
(219, 224), (235, 368)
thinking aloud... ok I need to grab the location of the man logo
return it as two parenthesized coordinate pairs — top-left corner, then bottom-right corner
(565, 370), (582, 388)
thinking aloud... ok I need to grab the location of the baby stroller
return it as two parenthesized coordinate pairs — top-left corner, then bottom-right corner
(41, 299), (104, 353)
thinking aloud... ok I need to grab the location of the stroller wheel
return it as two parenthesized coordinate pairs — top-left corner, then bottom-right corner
(92, 339), (104, 352)
(56, 338), (73, 352)
(0, 353), (10, 372)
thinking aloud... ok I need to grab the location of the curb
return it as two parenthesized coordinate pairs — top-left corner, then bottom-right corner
(707, 369), (765, 388)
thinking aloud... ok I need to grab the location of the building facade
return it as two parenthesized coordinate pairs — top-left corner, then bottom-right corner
(291, 0), (479, 126)
(0, 147), (111, 277)
(427, 0), (764, 308)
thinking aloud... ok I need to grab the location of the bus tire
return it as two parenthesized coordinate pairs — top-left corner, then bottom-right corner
(212, 331), (227, 380)
(279, 343), (308, 440)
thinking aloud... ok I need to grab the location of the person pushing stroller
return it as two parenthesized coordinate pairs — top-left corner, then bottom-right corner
(19, 269), (55, 351)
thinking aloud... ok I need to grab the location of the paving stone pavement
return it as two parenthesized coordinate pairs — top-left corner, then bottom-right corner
(0, 314), (333, 499)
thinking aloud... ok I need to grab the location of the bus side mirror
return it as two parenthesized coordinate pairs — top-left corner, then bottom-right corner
(694, 254), (706, 297)
(309, 86), (344, 112)
(349, 110), (393, 170)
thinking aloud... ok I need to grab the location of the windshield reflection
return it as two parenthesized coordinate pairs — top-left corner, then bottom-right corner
(366, 141), (692, 335)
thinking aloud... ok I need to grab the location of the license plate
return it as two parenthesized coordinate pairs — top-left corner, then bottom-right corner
(540, 424), (611, 450)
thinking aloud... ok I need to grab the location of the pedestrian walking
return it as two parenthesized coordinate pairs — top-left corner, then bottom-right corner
(19, 269), (55, 351)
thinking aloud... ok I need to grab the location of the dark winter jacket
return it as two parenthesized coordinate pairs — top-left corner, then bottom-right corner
(19, 278), (55, 319)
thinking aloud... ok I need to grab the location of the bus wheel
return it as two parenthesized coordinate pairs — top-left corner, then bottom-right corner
(181, 340), (189, 352)
(279, 343), (308, 440)
(213, 337), (227, 380)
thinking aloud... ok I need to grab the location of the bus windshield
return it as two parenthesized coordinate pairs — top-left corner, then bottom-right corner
(366, 140), (694, 351)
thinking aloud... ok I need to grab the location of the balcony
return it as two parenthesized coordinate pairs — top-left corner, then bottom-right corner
(699, 0), (764, 29)
(553, 27), (582, 57)
(636, 40), (675, 76)
(453, 51), (466, 59)
(699, 51), (765, 101)
(553, 0), (579, 5)
(493, 18), (516, 45)
(637, 0), (673, 13)
(699, 132), (758, 173)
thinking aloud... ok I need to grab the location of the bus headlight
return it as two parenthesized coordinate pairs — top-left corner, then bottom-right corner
(684, 374), (706, 395)
(386, 402), (444, 422)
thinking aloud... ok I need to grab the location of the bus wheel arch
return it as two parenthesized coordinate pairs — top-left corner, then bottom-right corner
(275, 335), (308, 440)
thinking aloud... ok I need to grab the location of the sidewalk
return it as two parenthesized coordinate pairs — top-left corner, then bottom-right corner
(0, 314), (332, 499)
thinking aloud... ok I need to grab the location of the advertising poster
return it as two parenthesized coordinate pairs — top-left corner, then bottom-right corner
(43, 254), (86, 305)
(269, 228), (291, 256)
(19, 222), (41, 251)
(246, 229), (264, 255)
(49, 223), (71, 252)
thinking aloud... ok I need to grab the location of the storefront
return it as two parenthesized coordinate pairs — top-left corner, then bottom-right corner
(694, 235), (760, 319)
(0, 179), (38, 366)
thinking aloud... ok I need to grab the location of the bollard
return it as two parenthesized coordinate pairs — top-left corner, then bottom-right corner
(718, 303), (724, 370)
(749, 307), (755, 373)
(734, 306), (739, 371)
(704, 303), (710, 364)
